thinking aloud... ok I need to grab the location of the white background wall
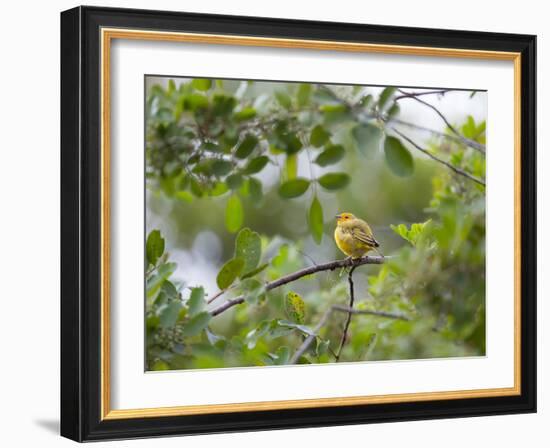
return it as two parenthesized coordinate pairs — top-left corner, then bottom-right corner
(0, 0), (545, 446)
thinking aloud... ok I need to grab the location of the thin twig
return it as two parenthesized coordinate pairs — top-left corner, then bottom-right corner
(392, 128), (486, 187)
(210, 255), (386, 317)
(395, 89), (485, 154)
(397, 89), (460, 135)
(393, 89), (459, 101)
(289, 307), (335, 364)
(385, 117), (482, 151)
(331, 304), (410, 320)
(358, 112), (485, 154)
(289, 304), (409, 364)
(297, 249), (318, 267)
(145, 265), (157, 277)
(335, 266), (357, 361)
(207, 288), (227, 304)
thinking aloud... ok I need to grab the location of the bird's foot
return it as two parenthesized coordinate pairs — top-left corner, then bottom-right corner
(339, 257), (355, 276)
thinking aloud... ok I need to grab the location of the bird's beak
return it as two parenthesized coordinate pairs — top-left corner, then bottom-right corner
(335, 214), (342, 220)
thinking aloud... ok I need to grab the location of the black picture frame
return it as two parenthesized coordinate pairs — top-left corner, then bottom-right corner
(61, 5), (536, 442)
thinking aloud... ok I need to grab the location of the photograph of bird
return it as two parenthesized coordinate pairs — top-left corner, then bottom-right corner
(334, 212), (382, 259)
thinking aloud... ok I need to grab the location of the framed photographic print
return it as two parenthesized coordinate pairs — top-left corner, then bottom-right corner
(60, 6), (536, 442)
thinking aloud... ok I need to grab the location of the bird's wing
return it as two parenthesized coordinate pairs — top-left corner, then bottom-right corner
(351, 225), (379, 248)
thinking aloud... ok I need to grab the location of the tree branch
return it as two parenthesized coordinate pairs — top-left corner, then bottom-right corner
(392, 128), (486, 187)
(289, 304), (410, 364)
(395, 89), (485, 154)
(335, 265), (358, 361)
(210, 255), (386, 317)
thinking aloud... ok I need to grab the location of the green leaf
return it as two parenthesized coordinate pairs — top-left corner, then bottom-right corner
(226, 174), (244, 190)
(317, 172), (350, 190)
(462, 115), (478, 138)
(203, 158), (229, 176)
(390, 223), (408, 241)
(316, 339), (330, 357)
(238, 178), (250, 197)
(159, 175), (177, 197)
(273, 125), (303, 154)
(241, 262), (269, 280)
(360, 94), (373, 107)
(285, 154), (297, 180)
(225, 195), (244, 233)
(216, 258), (245, 289)
(235, 135), (258, 159)
(159, 281), (178, 302)
(320, 104), (351, 125)
(275, 91), (292, 109)
(146, 315), (161, 333)
(201, 141), (222, 153)
(180, 311), (212, 337)
(277, 320), (316, 337)
(384, 136), (414, 177)
(245, 320), (271, 349)
(283, 133), (303, 154)
(243, 156), (269, 175)
(159, 301), (182, 328)
(390, 219), (431, 246)
(352, 123), (382, 158)
(310, 125), (331, 147)
(184, 93), (209, 111)
(146, 262), (177, 300)
(187, 153), (201, 165)
(296, 84), (312, 107)
(212, 94), (237, 116)
(235, 228), (262, 274)
(235, 107), (257, 121)
(240, 278), (266, 304)
(278, 178), (310, 198)
(187, 287), (206, 316)
(211, 159), (233, 176)
(205, 328), (225, 346)
(209, 181), (229, 196)
(309, 195), (324, 244)
(189, 177), (204, 197)
(387, 103), (400, 118)
(313, 88), (339, 105)
(273, 346), (290, 365)
(267, 320), (294, 339)
(177, 307), (187, 322)
(167, 79), (176, 93)
(378, 86), (396, 110)
(146, 230), (165, 266)
(220, 126), (239, 150)
(314, 144), (345, 166)
(285, 292), (306, 324)
(191, 78), (212, 91)
(151, 360), (170, 371)
(248, 177), (263, 203)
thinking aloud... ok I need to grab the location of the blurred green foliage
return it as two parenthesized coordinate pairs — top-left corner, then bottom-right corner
(144, 78), (486, 370)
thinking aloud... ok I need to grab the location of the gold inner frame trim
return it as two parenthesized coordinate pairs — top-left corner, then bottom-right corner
(100, 27), (522, 420)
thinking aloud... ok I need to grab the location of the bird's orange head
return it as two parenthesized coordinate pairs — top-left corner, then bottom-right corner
(335, 212), (356, 224)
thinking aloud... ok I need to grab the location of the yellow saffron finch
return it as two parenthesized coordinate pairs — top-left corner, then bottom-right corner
(334, 212), (381, 259)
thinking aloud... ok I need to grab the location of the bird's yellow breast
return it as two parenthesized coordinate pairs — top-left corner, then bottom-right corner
(334, 227), (371, 258)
